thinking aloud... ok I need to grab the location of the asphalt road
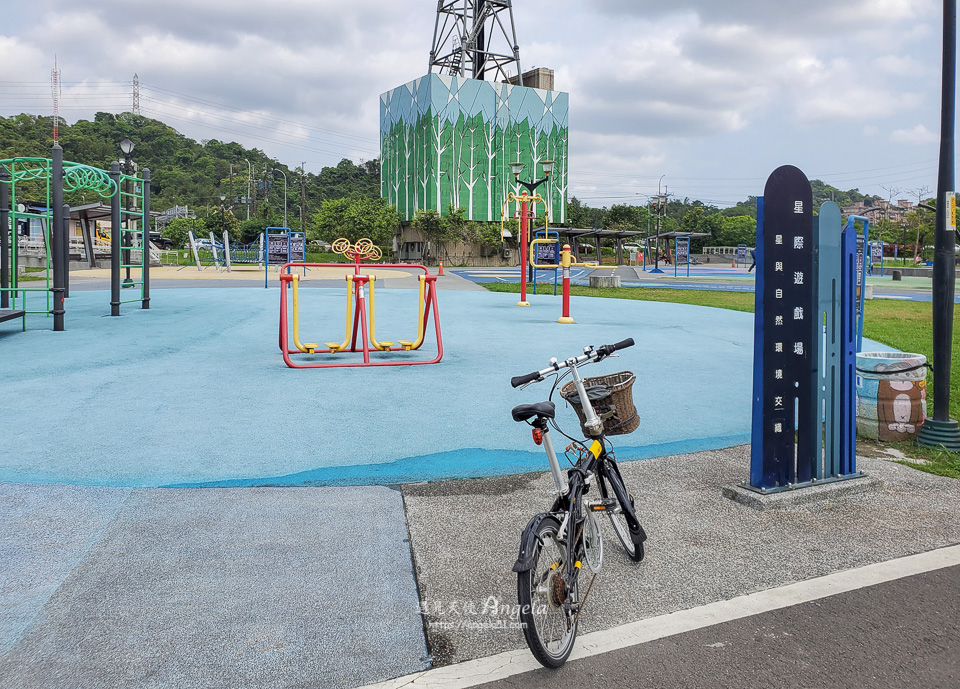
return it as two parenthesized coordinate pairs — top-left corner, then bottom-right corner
(476, 564), (960, 689)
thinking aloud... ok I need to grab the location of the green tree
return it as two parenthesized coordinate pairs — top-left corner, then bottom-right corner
(312, 197), (399, 246)
(717, 215), (757, 246)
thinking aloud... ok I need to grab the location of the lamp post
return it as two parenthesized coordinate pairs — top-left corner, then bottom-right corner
(273, 169), (287, 228)
(917, 0), (960, 451)
(219, 194), (227, 238)
(510, 159), (554, 307)
(119, 138), (135, 287)
(243, 158), (252, 220)
(650, 174), (666, 274)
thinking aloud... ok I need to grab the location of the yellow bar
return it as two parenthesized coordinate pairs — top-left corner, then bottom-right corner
(291, 274), (309, 352)
(528, 238), (560, 269)
(328, 277), (354, 353)
(368, 275), (391, 351)
(411, 275), (427, 349)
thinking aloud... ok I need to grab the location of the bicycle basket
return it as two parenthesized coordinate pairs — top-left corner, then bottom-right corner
(560, 371), (639, 436)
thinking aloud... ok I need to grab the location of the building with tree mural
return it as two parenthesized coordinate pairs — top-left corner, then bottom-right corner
(379, 72), (569, 225)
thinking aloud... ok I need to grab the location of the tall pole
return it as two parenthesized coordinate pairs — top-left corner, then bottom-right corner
(274, 169), (287, 228)
(51, 145), (65, 330)
(244, 158), (252, 220)
(519, 195), (530, 306)
(918, 0), (960, 450)
(1, 166), (10, 309)
(300, 163), (306, 231)
(110, 162), (121, 316)
(141, 168), (150, 310)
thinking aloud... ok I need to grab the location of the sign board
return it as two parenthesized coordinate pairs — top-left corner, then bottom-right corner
(268, 233), (289, 265)
(948, 192), (957, 231)
(870, 241), (883, 265)
(737, 245), (747, 263)
(675, 242), (689, 262)
(855, 237), (864, 285)
(752, 165), (818, 488)
(534, 240), (559, 266)
(289, 233), (306, 262)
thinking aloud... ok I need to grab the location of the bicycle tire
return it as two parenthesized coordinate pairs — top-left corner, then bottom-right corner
(517, 515), (579, 668)
(598, 466), (645, 562)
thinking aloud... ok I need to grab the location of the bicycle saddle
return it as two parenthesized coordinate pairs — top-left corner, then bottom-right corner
(512, 401), (556, 422)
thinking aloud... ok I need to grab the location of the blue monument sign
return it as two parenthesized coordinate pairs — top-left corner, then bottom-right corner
(749, 166), (860, 491)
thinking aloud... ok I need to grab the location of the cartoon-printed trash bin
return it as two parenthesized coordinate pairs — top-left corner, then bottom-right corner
(856, 352), (927, 442)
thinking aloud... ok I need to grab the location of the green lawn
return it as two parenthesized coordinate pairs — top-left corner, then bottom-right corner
(483, 282), (959, 474)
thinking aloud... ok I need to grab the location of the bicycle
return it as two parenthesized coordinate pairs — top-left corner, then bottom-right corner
(509, 338), (648, 668)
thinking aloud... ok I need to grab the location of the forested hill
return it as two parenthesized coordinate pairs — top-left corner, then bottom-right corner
(0, 112), (380, 222)
(1, 110), (889, 247)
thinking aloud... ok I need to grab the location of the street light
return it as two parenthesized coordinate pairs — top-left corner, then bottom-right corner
(119, 138), (135, 287)
(219, 193), (227, 239)
(510, 160), (553, 307)
(273, 169), (287, 229)
(650, 174), (666, 274)
(243, 158), (252, 220)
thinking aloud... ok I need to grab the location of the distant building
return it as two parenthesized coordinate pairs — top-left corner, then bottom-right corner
(841, 198), (913, 225)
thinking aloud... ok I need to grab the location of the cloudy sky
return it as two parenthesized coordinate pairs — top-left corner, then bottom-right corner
(0, 0), (953, 207)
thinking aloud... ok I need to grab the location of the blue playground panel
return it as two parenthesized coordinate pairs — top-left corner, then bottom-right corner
(0, 287), (891, 488)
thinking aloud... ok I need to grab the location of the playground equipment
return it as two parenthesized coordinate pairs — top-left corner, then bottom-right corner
(1, 145), (151, 332)
(187, 231), (265, 272)
(528, 240), (598, 324)
(278, 238), (442, 368)
(530, 229), (560, 295)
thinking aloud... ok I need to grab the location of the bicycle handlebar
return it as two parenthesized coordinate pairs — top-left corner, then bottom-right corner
(510, 339), (635, 388)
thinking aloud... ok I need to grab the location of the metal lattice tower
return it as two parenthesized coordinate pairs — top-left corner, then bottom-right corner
(132, 73), (141, 115)
(429, 0), (523, 84)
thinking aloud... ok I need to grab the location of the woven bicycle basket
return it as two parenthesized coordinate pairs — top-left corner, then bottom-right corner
(560, 371), (639, 436)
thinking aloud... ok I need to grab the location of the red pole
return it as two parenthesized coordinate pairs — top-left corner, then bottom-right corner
(559, 243), (574, 323)
(518, 195), (530, 306)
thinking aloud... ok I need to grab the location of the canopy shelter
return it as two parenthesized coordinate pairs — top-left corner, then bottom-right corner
(530, 227), (645, 265)
(69, 203), (160, 268)
(640, 231), (711, 264)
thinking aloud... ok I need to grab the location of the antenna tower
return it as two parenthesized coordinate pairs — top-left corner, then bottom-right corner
(428, 0), (523, 84)
(50, 56), (61, 143)
(132, 73), (141, 115)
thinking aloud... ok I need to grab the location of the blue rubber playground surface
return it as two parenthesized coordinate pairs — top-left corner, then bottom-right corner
(1, 284), (886, 488)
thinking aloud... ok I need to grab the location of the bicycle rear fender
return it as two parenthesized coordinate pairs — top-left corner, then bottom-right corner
(512, 512), (555, 573)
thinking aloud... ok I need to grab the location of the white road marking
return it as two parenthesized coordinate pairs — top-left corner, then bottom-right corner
(355, 544), (960, 689)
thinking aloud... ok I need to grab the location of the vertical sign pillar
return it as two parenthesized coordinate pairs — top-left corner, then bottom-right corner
(750, 166), (817, 489)
(816, 202), (843, 479)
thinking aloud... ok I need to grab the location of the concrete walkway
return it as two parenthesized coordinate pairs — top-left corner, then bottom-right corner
(0, 483), (427, 689)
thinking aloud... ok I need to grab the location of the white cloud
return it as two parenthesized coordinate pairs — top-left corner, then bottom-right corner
(890, 124), (937, 143)
(0, 0), (946, 202)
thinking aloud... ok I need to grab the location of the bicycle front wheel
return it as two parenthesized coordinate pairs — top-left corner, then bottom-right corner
(517, 515), (579, 668)
(598, 465), (645, 562)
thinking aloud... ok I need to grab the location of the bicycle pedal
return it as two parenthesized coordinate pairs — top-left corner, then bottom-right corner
(584, 498), (618, 512)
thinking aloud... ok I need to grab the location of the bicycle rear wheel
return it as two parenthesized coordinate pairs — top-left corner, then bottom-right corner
(598, 465), (645, 562)
(517, 515), (579, 668)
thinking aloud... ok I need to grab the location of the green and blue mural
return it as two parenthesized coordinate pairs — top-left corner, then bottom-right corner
(380, 73), (569, 223)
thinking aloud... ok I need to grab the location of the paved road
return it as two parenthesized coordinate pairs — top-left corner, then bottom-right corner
(476, 564), (960, 689)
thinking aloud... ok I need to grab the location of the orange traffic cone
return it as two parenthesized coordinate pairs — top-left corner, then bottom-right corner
(438, 260), (444, 276)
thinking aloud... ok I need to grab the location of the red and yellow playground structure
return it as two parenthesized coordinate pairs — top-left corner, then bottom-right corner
(278, 238), (442, 369)
(528, 240), (598, 324)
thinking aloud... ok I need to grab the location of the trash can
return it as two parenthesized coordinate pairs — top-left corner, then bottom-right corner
(856, 352), (927, 441)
